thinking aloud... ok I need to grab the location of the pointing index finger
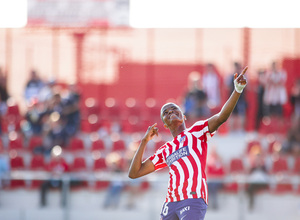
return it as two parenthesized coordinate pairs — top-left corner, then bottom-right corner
(236, 66), (248, 80)
(241, 66), (248, 76)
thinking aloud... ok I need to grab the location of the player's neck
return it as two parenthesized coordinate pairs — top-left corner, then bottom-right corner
(170, 124), (186, 138)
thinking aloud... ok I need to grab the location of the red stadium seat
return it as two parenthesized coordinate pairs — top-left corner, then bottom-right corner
(29, 154), (46, 189)
(9, 155), (26, 189)
(10, 155), (25, 170)
(93, 158), (108, 171)
(223, 158), (245, 193)
(111, 140), (126, 153)
(71, 157), (87, 172)
(91, 158), (109, 190)
(70, 157), (89, 189)
(229, 158), (245, 174)
(30, 154), (45, 170)
(91, 139), (106, 153)
(8, 134), (24, 152)
(271, 157), (289, 174)
(84, 97), (101, 116)
(28, 135), (43, 152)
(68, 137), (85, 153)
(271, 156), (293, 193)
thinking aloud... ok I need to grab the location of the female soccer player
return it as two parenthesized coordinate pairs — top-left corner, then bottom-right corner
(128, 66), (248, 220)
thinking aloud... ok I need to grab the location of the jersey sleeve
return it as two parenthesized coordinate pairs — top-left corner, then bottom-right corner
(188, 120), (215, 142)
(148, 145), (168, 171)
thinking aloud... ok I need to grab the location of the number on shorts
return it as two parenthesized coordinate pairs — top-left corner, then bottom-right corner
(162, 203), (169, 216)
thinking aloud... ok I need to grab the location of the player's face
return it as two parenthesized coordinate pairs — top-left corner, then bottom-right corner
(161, 103), (185, 127)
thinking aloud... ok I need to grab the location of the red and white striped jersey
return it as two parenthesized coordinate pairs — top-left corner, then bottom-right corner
(149, 120), (214, 204)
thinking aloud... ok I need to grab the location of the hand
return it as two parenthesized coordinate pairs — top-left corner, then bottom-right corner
(142, 123), (159, 142)
(234, 66), (248, 93)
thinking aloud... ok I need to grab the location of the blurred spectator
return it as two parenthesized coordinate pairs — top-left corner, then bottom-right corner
(40, 146), (82, 207)
(246, 149), (269, 211)
(62, 83), (81, 139)
(206, 147), (225, 210)
(42, 93), (68, 153)
(40, 146), (69, 207)
(263, 61), (287, 117)
(255, 69), (267, 130)
(24, 69), (45, 104)
(124, 141), (143, 209)
(226, 62), (247, 132)
(0, 154), (10, 189)
(183, 71), (209, 121)
(202, 63), (221, 110)
(282, 116), (300, 156)
(290, 78), (300, 120)
(0, 67), (9, 134)
(38, 79), (56, 103)
(25, 99), (47, 136)
(103, 152), (125, 209)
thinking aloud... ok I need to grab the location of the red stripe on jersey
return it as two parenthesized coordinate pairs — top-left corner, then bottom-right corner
(188, 122), (206, 134)
(168, 169), (174, 202)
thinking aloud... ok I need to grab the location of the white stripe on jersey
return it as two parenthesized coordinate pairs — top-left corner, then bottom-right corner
(168, 141), (178, 200)
(174, 160), (185, 200)
(186, 132), (203, 197)
(174, 138), (185, 201)
(202, 178), (208, 204)
(182, 152), (194, 199)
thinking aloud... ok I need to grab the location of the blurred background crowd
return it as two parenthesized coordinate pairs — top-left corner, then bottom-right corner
(0, 1), (300, 220)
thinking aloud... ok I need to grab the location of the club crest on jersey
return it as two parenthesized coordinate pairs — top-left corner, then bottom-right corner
(179, 135), (186, 143)
(166, 146), (190, 166)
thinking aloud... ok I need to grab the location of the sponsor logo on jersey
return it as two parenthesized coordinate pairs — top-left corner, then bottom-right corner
(166, 146), (190, 166)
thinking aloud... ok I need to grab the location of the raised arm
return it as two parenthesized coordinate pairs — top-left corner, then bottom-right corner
(128, 123), (158, 179)
(208, 66), (248, 133)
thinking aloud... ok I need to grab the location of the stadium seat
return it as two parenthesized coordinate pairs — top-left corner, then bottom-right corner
(91, 139), (106, 153)
(93, 158), (108, 171)
(271, 157), (289, 174)
(84, 97), (101, 116)
(8, 134), (24, 152)
(29, 154), (46, 189)
(70, 157), (89, 189)
(91, 157), (109, 190)
(229, 158), (245, 173)
(30, 154), (45, 170)
(104, 98), (120, 120)
(111, 140), (126, 153)
(9, 155), (26, 189)
(68, 137), (85, 153)
(71, 157), (87, 172)
(223, 158), (245, 193)
(271, 156), (293, 193)
(10, 155), (25, 170)
(124, 98), (141, 118)
(28, 135), (43, 152)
